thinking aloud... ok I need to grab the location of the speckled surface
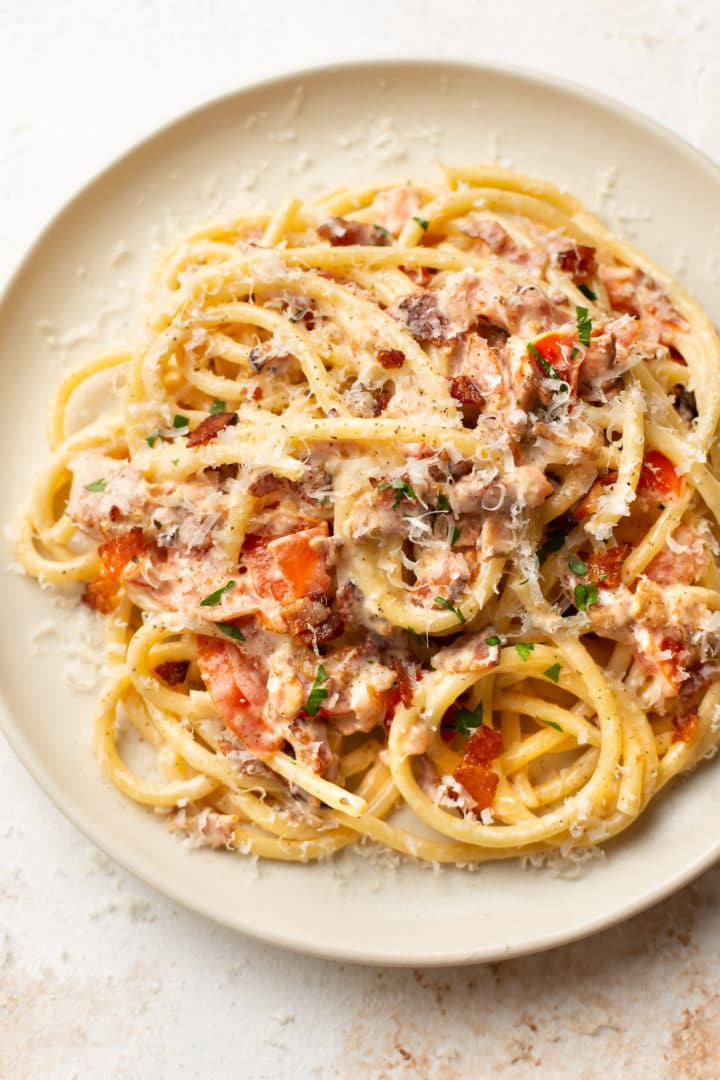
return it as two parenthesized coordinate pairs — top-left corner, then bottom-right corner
(2, 2), (720, 1077)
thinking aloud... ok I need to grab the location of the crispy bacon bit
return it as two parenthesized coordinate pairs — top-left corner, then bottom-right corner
(554, 243), (597, 283)
(383, 660), (421, 731)
(585, 544), (631, 589)
(317, 217), (391, 247)
(154, 660), (190, 686)
(248, 473), (284, 497)
(83, 528), (147, 613)
(449, 375), (485, 408)
(671, 711), (699, 744)
(637, 451), (682, 501)
(635, 634), (686, 698)
(372, 388), (391, 415)
(395, 292), (454, 344)
(377, 348), (405, 369)
(282, 597), (345, 646)
(573, 471), (618, 521)
(197, 636), (279, 757)
(453, 726), (503, 811)
(187, 412), (238, 448)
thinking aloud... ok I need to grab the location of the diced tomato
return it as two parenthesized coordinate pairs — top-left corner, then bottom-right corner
(636, 451), (682, 501)
(528, 328), (581, 395)
(244, 524), (331, 605)
(671, 711), (699, 744)
(453, 726), (503, 811)
(573, 472), (618, 521)
(585, 543), (631, 589)
(83, 528), (147, 613)
(196, 636), (280, 758)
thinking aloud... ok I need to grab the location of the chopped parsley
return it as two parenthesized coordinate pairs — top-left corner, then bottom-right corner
(451, 702), (484, 735)
(435, 493), (451, 513)
(372, 224), (392, 242)
(543, 663), (562, 683)
(578, 283), (597, 301)
(199, 580), (236, 607)
(568, 554), (588, 576)
(576, 305), (592, 347)
(527, 342), (560, 380)
(542, 718), (564, 732)
(570, 346), (580, 360)
(412, 215), (430, 231)
(407, 626), (424, 645)
(515, 642), (535, 662)
(450, 525), (462, 547)
(209, 399), (226, 415)
(304, 664), (329, 716)
(318, 495), (329, 507)
(173, 414), (190, 429)
(434, 597), (466, 624)
(537, 530), (566, 564)
(574, 581), (599, 613)
(485, 635), (501, 647)
(216, 622), (246, 642)
(84, 478), (107, 492)
(377, 477), (418, 507)
(146, 429), (162, 447)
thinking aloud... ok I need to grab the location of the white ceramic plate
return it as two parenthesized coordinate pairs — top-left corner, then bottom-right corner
(2, 60), (720, 966)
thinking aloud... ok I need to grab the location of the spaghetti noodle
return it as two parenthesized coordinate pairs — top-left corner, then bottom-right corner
(17, 166), (720, 864)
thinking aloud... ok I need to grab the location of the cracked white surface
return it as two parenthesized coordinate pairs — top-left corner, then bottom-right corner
(2, 1), (720, 1077)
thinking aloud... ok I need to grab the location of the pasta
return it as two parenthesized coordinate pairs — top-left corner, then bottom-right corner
(17, 165), (720, 865)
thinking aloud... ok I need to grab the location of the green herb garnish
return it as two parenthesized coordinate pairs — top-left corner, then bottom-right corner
(543, 663), (562, 684)
(435, 493), (451, 513)
(542, 718), (564, 732)
(450, 525), (462, 547)
(146, 430), (162, 447)
(377, 478), (418, 507)
(434, 597), (466, 624)
(199, 580), (236, 607)
(527, 342), (560, 380)
(576, 305), (592, 347)
(452, 703), (484, 735)
(537, 530), (566, 565)
(515, 642), (535, 662)
(84, 478), (107, 492)
(304, 664), (329, 716)
(570, 347), (580, 360)
(574, 581), (599, 613)
(568, 554), (588, 576)
(209, 399), (226, 415)
(578, 284), (597, 301)
(216, 622), (246, 641)
(407, 626), (424, 645)
(485, 635), (501, 647)
(173, 414), (189, 429)
(412, 215), (430, 231)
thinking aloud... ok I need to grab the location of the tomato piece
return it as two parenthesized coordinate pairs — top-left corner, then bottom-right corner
(83, 528), (147, 613)
(573, 472), (618, 521)
(453, 726), (503, 811)
(528, 329), (580, 395)
(637, 451), (681, 501)
(196, 636), (280, 758)
(585, 543), (631, 589)
(244, 524), (331, 605)
(635, 635), (686, 698)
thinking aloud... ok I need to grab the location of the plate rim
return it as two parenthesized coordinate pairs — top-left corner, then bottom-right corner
(2, 56), (720, 966)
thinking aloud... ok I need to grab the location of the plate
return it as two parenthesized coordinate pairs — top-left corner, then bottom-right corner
(2, 59), (720, 966)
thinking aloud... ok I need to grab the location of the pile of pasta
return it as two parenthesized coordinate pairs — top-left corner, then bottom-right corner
(18, 165), (720, 865)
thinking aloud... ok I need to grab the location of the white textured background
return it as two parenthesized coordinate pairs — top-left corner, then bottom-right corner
(2, 2), (720, 1077)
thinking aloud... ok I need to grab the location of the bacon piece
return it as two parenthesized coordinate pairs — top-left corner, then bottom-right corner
(399, 266), (435, 286)
(83, 528), (147, 613)
(449, 375), (485, 408)
(463, 218), (515, 255)
(395, 292), (454, 344)
(573, 472), (618, 521)
(634, 631), (687, 698)
(377, 348), (405, 369)
(599, 265), (689, 345)
(154, 660), (190, 686)
(453, 726), (503, 811)
(187, 412), (238, 447)
(637, 451), (682, 501)
(282, 597), (345, 646)
(197, 636), (279, 757)
(317, 217), (391, 247)
(672, 711), (699, 744)
(554, 243), (597, 282)
(585, 544), (630, 590)
(645, 524), (709, 586)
